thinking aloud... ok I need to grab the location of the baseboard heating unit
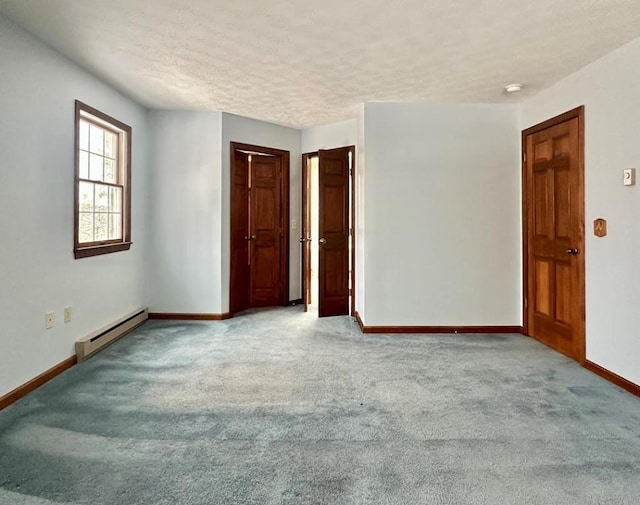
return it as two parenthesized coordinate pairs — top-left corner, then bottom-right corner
(75, 308), (148, 362)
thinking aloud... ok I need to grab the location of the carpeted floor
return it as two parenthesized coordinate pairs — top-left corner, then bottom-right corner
(1, 307), (639, 504)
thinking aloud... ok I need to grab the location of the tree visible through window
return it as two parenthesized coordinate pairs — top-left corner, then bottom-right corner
(74, 101), (132, 258)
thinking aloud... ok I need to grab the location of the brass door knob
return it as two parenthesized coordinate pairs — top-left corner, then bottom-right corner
(319, 238), (327, 245)
(566, 248), (579, 255)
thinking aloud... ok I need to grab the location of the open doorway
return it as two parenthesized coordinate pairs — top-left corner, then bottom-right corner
(302, 147), (355, 317)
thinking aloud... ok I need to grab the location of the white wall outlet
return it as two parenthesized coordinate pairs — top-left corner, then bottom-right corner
(291, 219), (298, 230)
(623, 168), (636, 186)
(45, 312), (54, 329)
(64, 306), (72, 323)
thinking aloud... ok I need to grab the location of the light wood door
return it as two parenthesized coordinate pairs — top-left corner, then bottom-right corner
(318, 147), (351, 317)
(249, 154), (282, 307)
(524, 108), (585, 361)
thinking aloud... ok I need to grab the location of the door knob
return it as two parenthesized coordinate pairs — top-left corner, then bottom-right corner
(319, 238), (327, 245)
(566, 248), (579, 255)
(245, 235), (256, 241)
(299, 237), (305, 243)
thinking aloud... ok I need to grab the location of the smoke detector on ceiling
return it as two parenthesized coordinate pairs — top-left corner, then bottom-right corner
(504, 83), (524, 93)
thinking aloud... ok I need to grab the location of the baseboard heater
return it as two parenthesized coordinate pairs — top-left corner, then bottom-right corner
(75, 308), (148, 362)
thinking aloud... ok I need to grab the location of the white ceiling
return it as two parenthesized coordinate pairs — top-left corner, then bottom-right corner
(2, 0), (640, 128)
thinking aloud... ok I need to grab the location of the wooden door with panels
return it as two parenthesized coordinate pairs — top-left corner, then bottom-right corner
(230, 150), (251, 314)
(522, 107), (585, 362)
(301, 146), (355, 317)
(318, 147), (352, 317)
(230, 143), (290, 316)
(249, 154), (282, 306)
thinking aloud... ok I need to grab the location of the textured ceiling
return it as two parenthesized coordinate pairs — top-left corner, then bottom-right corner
(2, 0), (640, 128)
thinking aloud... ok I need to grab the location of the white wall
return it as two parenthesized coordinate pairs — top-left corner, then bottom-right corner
(221, 113), (302, 308)
(361, 103), (521, 326)
(355, 106), (367, 317)
(521, 37), (640, 386)
(0, 16), (149, 397)
(147, 111), (222, 313)
(301, 119), (357, 153)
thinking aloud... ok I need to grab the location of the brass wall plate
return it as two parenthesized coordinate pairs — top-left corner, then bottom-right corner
(594, 218), (607, 238)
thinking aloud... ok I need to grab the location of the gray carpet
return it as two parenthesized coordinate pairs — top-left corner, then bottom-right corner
(1, 307), (639, 504)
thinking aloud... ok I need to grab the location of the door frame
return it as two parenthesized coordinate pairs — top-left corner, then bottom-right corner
(230, 142), (290, 314)
(301, 146), (356, 316)
(301, 153), (312, 311)
(521, 106), (585, 362)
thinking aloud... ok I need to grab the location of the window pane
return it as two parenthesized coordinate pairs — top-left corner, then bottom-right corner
(75, 103), (131, 257)
(109, 186), (122, 213)
(104, 132), (116, 159)
(79, 181), (94, 212)
(79, 151), (89, 179)
(94, 213), (108, 241)
(79, 121), (89, 151)
(89, 124), (104, 155)
(89, 154), (104, 181)
(95, 185), (109, 212)
(109, 213), (122, 240)
(78, 212), (94, 243)
(104, 158), (116, 183)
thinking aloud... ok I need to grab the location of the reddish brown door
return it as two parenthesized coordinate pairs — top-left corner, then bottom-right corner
(249, 154), (282, 307)
(523, 107), (585, 361)
(230, 143), (290, 316)
(301, 154), (312, 311)
(230, 150), (250, 315)
(318, 147), (351, 317)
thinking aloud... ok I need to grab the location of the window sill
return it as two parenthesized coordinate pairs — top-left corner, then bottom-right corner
(74, 242), (132, 259)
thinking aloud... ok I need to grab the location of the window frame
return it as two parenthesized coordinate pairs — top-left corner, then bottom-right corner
(74, 100), (132, 259)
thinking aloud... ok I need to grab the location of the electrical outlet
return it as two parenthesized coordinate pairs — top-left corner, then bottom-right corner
(64, 306), (72, 323)
(623, 168), (636, 186)
(45, 312), (54, 329)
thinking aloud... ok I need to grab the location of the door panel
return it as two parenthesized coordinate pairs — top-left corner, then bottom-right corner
(250, 155), (281, 307)
(318, 147), (350, 317)
(322, 185), (348, 233)
(554, 168), (571, 238)
(525, 111), (584, 361)
(230, 151), (250, 315)
(555, 263), (571, 324)
(534, 259), (551, 317)
(323, 248), (348, 298)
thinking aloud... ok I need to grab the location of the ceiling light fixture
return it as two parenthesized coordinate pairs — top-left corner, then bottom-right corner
(505, 83), (524, 93)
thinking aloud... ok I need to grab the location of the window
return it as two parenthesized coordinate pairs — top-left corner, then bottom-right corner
(74, 101), (132, 258)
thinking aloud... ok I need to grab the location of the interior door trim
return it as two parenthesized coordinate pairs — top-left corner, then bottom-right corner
(230, 142), (290, 315)
(350, 146), (356, 317)
(521, 106), (585, 362)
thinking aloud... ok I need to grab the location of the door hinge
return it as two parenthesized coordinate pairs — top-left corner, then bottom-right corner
(348, 288), (352, 296)
(523, 151), (527, 163)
